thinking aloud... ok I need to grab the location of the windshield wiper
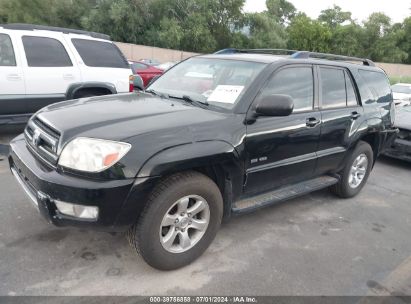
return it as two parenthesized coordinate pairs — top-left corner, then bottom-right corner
(168, 94), (209, 108)
(145, 89), (169, 99)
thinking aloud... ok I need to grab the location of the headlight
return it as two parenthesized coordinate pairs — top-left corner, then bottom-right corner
(58, 137), (131, 172)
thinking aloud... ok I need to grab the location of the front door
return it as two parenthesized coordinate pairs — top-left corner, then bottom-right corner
(244, 65), (321, 195)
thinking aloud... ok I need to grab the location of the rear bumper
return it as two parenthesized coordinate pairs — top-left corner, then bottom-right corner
(8, 135), (158, 231)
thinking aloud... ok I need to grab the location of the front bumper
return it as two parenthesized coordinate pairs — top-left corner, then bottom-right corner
(383, 136), (411, 162)
(8, 135), (157, 231)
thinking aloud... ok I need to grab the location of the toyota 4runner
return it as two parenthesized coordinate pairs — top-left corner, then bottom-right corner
(8, 49), (397, 270)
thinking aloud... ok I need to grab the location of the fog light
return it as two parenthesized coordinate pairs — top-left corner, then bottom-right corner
(55, 200), (99, 219)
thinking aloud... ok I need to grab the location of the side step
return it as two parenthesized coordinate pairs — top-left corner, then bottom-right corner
(233, 176), (339, 214)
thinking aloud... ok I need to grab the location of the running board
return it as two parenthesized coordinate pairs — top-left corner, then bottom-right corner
(233, 176), (339, 214)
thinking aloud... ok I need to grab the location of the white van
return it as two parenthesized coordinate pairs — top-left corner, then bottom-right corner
(0, 24), (133, 125)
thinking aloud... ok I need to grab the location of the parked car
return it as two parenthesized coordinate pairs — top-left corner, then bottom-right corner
(129, 60), (164, 87)
(156, 61), (178, 71)
(9, 50), (397, 270)
(0, 23), (133, 125)
(383, 104), (411, 161)
(392, 83), (411, 107)
(140, 58), (161, 66)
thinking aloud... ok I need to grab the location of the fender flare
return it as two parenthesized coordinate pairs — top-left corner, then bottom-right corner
(65, 82), (117, 100)
(137, 140), (242, 178)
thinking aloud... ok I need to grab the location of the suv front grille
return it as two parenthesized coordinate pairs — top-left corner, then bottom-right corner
(24, 117), (61, 165)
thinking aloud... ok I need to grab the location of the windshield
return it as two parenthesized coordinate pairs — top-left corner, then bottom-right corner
(392, 84), (411, 94)
(147, 57), (266, 109)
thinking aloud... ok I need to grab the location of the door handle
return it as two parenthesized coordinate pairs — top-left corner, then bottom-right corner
(350, 111), (361, 120)
(7, 74), (22, 81)
(63, 74), (74, 80)
(306, 117), (321, 127)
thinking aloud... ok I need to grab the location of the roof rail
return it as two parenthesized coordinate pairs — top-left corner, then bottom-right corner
(0, 23), (111, 40)
(214, 48), (300, 55)
(291, 51), (375, 66)
(214, 48), (375, 66)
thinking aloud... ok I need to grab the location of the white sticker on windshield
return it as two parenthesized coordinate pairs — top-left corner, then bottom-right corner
(207, 85), (244, 104)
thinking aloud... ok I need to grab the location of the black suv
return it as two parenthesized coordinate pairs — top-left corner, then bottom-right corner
(8, 50), (397, 270)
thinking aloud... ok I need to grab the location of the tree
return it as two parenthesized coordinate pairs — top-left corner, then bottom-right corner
(318, 5), (351, 28)
(362, 13), (408, 62)
(245, 12), (287, 48)
(329, 23), (364, 57)
(266, 0), (296, 24)
(396, 17), (411, 63)
(287, 13), (332, 52)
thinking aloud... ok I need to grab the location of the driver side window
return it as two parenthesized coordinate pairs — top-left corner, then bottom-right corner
(262, 66), (314, 112)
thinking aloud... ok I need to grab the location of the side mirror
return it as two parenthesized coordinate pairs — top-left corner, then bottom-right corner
(255, 94), (294, 117)
(133, 74), (144, 91)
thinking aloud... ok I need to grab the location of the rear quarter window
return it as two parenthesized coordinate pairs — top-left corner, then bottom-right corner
(359, 70), (391, 103)
(72, 39), (129, 68)
(0, 33), (16, 66)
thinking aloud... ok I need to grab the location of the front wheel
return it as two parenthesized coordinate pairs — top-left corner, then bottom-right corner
(127, 171), (223, 270)
(331, 141), (374, 198)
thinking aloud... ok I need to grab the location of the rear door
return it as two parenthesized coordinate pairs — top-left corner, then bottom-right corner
(315, 66), (363, 175)
(68, 37), (130, 93)
(0, 32), (26, 116)
(244, 65), (321, 195)
(19, 32), (81, 113)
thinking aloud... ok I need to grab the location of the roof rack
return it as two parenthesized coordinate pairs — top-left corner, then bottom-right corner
(0, 23), (111, 41)
(214, 48), (375, 67)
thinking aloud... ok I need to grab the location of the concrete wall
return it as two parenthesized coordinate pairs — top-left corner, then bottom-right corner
(116, 42), (197, 63)
(116, 42), (411, 77)
(375, 62), (411, 77)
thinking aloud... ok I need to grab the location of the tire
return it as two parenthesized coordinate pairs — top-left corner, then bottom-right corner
(331, 140), (374, 198)
(127, 171), (223, 270)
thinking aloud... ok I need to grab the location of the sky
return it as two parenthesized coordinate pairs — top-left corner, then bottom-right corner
(244, 0), (411, 23)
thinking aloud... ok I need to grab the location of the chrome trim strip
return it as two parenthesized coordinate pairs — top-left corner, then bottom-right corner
(316, 146), (346, 158)
(247, 152), (317, 174)
(10, 166), (39, 209)
(247, 147), (347, 174)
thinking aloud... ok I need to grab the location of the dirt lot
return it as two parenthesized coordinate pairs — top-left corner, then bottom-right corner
(0, 128), (411, 296)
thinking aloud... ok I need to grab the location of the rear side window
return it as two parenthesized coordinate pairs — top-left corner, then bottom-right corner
(22, 36), (72, 67)
(264, 67), (314, 112)
(320, 67), (346, 109)
(0, 34), (16, 66)
(71, 39), (128, 68)
(359, 70), (391, 103)
(345, 71), (358, 106)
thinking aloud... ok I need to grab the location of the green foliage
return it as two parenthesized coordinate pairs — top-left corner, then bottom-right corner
(0, 0), (410, 64)
(266, 0), (296, 24)
(389, 76), (411, 85)
(287, 13), (332, 52)
(318, 5), (351, 28)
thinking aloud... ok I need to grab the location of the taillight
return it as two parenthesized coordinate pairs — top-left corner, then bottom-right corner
(129, 75), (134, 92)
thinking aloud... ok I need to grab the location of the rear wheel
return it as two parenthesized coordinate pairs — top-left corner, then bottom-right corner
(331, 141), (373, 198)
(127, 171), (223, 270)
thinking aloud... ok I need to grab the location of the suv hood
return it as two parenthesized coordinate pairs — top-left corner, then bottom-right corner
(35, 93), (230, 147)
